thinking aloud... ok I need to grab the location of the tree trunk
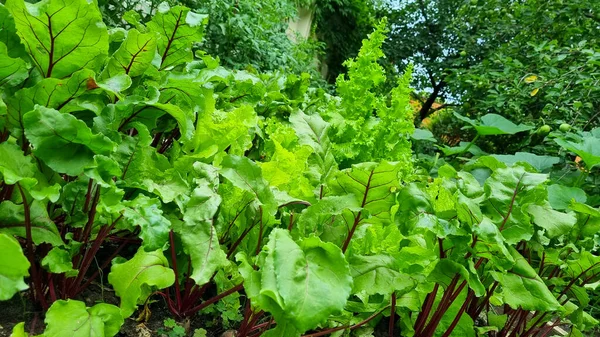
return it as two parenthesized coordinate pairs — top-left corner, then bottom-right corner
(419, 80), (446, 120)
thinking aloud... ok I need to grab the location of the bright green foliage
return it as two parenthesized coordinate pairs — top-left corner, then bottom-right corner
(23, 106), (116, 176)
(489, 248), (560, 311)
(5, 0), (109, 78)
(1, 0), (599, 336)
(39, 300), (123, 337)
(102, 29), (156, 78)
(9, 322), (28, 337)
(122, 195), (171, 251)
(327, 19), (414, 168)
(0, 233), (30, 300)
(555, 132), (600, 169)
(175, 174), (228, 285)
(454, 113), (534, 136)
(108, 248), (175, 317)
(238, 229), (352, 333)
(41, 247), (78, 277)
(146, 5), (208, 70)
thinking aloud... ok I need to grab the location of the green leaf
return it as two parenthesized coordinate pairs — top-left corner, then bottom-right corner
(220, 155), (277, 214)
(0, 200), (63, 246)
(555, 136), (600, 169)
(435, 290), (475, 337)
(108, 248), (175, 317)
(6, 0), (109, 78)
(23, 106), (116, 176)
(412, 128), (437, 142)
(440, 141), (486, 156)
(260, 141), (315, 200)
(9, 322), (28, 337)
(0, 142), (37, 186)
(289, 110), (337, 183)
(174, 182), (229, 285)
(528, 203), (577, 238)
(243, 229), (352, 333)
(6, 69), (96, 136)
(0, 5), (27, 59)
(41, 247), (78, 277)
(0, 233), (30, 300)
(348, 254), (415, 296)
(0, 42), (29, 87)
(491, 152), (559, 172)
(190, 105), (257, 157)
(102, 29), (156, 78)
(146, 5), (208, 69)
(547, 185), (586, 210)
(490, 248), (560, 311)
(454, 113), (534, 135)
(328, 161), (402, 226)
(40, 300), (123, 337)
(295, 195), (361, 237)
(483, 166), (547, 243)
(122, 195), (171, 251)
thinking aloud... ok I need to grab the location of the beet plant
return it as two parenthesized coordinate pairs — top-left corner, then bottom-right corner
(0, 0), (598, 336)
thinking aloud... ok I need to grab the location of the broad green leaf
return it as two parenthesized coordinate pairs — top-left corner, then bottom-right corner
(352, 222), (404, 255)
(110, 123), (187, 204)
(473, 217), (514, 269)
(411, 128), (437, 142)
(491, 152), (559, 172)
(190, 105), (257, 157)
(41, 247), (78, 277)
(260, 141), (314, 200)
(102, 29), (156, 78)
(454, 113), (534, 135)
(435, 290), (475, 337)
(83, 155), (122, 188)
(174, 182), (228, 285)
(9, 322), (28, 337)
(96, 73), (132, 97)
(40, 300), (123, 337)
(483, 166), (547, 243)
(490, 248), (560, 311)
(0, 233), (30, 300)
(6, 0), (109, 78)
(108, 248), (175, 317)
(456, 191), (482, 227)
(23, 106), (116, 176)
(328, 161), (402, 226)
(6, 69), (96, 136)
(0, 200), (63, 246)
(428, 259), (484, 297)
(528, 203), (577, 238)
(0, 42), (29, 87)
(348, 254), (415, 296)
(569, 202), (600, 238)
(122, 195), (171, 251)
(440, 141), (486, 156)
(260, 322), (299, 337)
(296, 195), (361, 237)
(0, 5), (27, 59)
(220, 155), (277, 214)
(289, 110), (337, 182)
(245, 229), (352, 333)
(146, 5), (208, 69)
(0, 142), (36, 186)
(547, 185), (586, 210)
(555, 136), (600, 169)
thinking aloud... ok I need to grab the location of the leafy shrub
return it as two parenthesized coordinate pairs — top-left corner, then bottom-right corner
(0, 1), (599, 337)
